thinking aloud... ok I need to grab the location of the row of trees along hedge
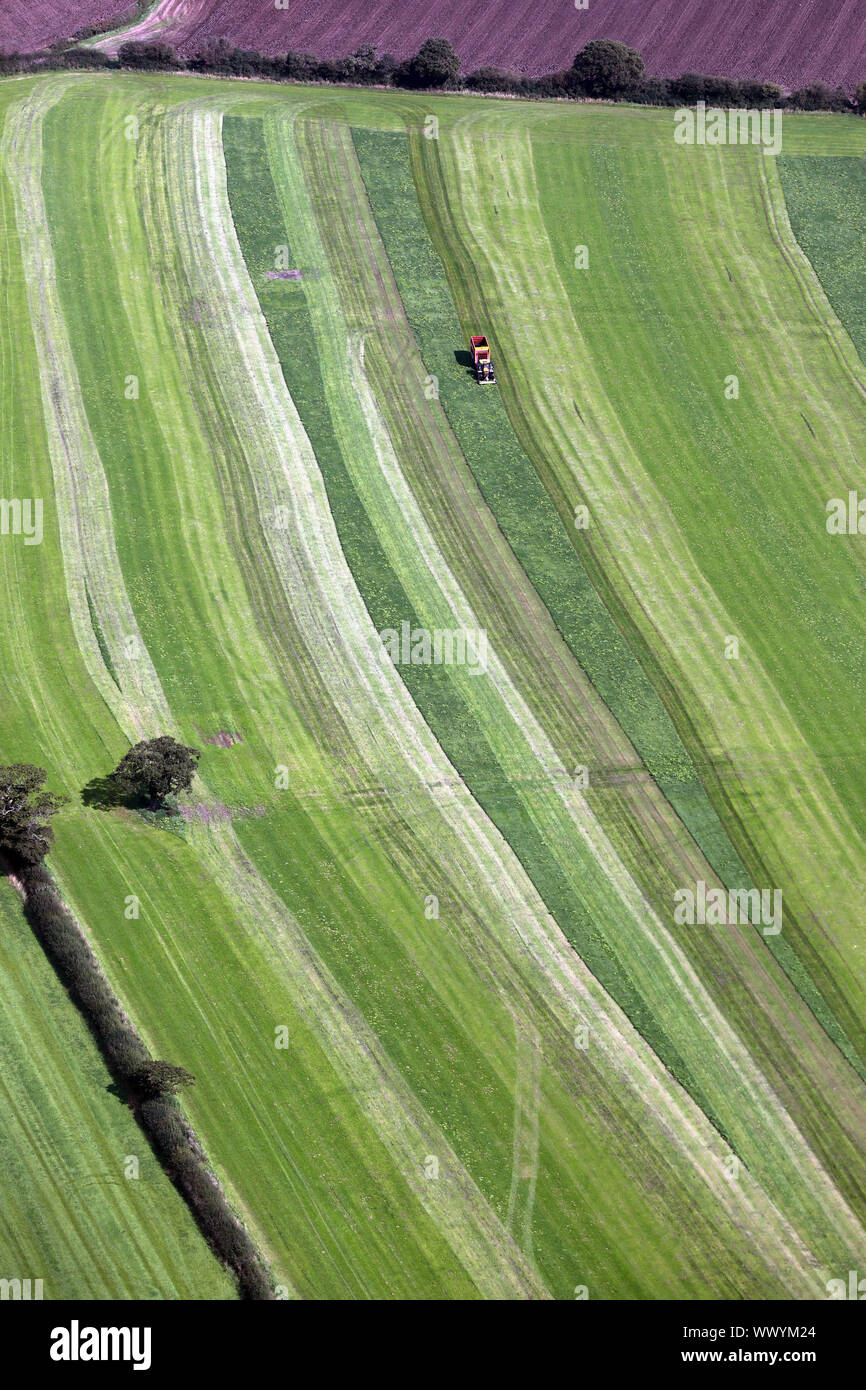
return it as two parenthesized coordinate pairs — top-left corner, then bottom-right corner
(3, 35), (866, 112)
(0, 750), (274, 1300)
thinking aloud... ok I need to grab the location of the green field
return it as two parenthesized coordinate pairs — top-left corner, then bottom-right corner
(0, 879), (234, 1298)
(3, 70), (866, 1298)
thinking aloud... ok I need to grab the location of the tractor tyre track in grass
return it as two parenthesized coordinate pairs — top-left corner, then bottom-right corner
(222, 107), (866, 1284)
(33, 82), (543, 1299)
(0, 879), (234, 1299)
(348, 125), (866, 1223)
(5, 72), (866, 1298)
(406, 107), (866, 1071)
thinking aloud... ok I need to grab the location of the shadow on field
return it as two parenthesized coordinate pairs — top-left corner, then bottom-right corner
(454, 348), (475, 377)
(80, 776), (132, 811)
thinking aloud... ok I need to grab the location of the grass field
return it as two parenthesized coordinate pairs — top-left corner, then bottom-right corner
(407, 100), (866, 1066)
(3, 70), (866, 1298)
(778, 156), (866, 364)
(0, 878), (234, 1298)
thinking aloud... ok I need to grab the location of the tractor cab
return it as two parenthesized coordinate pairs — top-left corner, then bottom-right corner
(470, 335), (496, 383)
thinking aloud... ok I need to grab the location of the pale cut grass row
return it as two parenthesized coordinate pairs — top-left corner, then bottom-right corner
(202, 108), (856, 1289)
(14, 80), (535, 1298)
(436, 119), (866, 1034)
(279, 114), (866, 1277)
(1, 81), (172, 742)
(149, 96), (556, 1298)
(5, 73), (861, 1289)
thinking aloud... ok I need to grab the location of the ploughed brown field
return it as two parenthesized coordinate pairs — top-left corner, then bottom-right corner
(6, 0), (866, 90)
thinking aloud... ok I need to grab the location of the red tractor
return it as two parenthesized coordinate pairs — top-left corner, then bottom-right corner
(470, 335), (496, 383)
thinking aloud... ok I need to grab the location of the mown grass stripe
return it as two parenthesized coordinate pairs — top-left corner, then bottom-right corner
(0, 880), (234, 1299)
(342, 120), (866, 1197)
(225, 113), (708, 1114)
(402, 114), (866, 1079)
(352, 128), (760, 896)
(226, 112), (866, 1285)
(222, 112), (846, 1297)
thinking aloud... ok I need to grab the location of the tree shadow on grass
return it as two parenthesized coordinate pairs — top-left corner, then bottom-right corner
(80, 776), (139, 812)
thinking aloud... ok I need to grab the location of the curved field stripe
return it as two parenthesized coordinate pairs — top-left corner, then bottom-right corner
(0, 878), (234, 1299)
(168, 98), (851, 1297)
(412, 114), (866, 1067)
(27, 82), (542, 1300)
(242, 110), (866, 1276)
(777, 157), (866, 369)
(0, 82), (171, 742)
(348, 127), (866, 1218)
(220, 108), (866, 1290)
(0, 83), (236, 1301)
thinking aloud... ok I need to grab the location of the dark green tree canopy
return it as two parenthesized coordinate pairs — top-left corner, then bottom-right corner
(465, 66), (522, 93)
(117, 40), (178, 70)
(109, 736), (200, 808)
(132, 1060), (196, 1099)
(571, 40), (644, 98)
(0, 764), (66, 865)
(395, 37), (460, 89)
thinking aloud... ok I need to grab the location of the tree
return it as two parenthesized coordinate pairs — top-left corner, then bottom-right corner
(394, 37), (460, 90)
(0, 764), (66, 865)
(788, 81), (836, 111)
(465, 66), (522, 94)
(570, 39), (644, 99)
(283, 49), (320, 81)
(343, 44), (384, 84)
(132, 1060), (196, 1099)
(738, 80), (783, 109)
(117, 41), (178, 70)
(58, 48), (113, 70)
(109, 736), (200, 809)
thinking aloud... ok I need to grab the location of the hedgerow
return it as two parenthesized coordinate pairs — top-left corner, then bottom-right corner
(9, 856), (274, 1300)
(2, 34), (865, 113)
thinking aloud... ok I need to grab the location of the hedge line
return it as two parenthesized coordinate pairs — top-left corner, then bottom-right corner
(13, 859), (274, 1301)
(1, 40), (865, 114)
